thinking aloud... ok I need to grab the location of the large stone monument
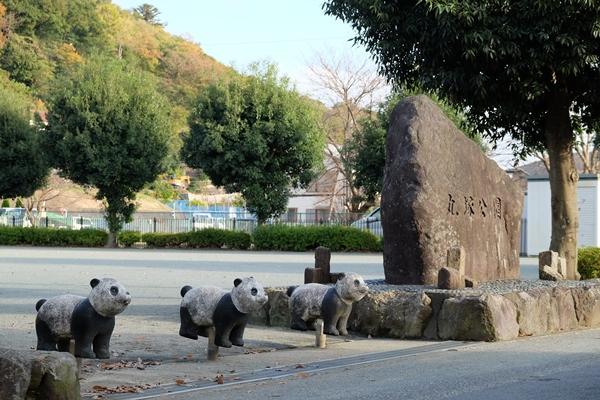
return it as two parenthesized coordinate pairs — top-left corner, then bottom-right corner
(382, 95), (523, 285)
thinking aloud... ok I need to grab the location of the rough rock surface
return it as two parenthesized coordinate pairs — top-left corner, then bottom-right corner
(348, 291), (432, 338)
(539, 265), (563, 281)
(381, 95), (523, 284)
(254, 279), (600, 342)
(0, 348), (79, 400)
(438, 267), (465, 290)
(437, 294), (519, 341)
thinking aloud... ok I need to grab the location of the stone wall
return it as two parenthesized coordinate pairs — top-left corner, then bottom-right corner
(251, 280), (600, 342)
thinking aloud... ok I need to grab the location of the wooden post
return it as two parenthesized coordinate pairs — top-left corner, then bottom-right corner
(207, 327), (219, 361)
(68, 340), (82, 375)
(315, 319), (326, 349)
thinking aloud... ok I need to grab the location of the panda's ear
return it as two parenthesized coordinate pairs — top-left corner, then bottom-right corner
(234, 278), (242, 287)
(90, 278), (100, 288)
(338, 273), (346, 279)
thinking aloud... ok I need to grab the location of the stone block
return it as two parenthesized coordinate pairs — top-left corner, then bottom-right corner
(437, 294), (518, 341)
(348, 291), (432, 338)
(0, 348), (80, 400)
(437, 267), (465, 290)
(381, 95), (523, 285)
(539, 265), (562, 281)
(314, 246), (331, 275)
(447, 246), (466, 275)
(304, 268), (324, 284)
(539, 250), (559, 271)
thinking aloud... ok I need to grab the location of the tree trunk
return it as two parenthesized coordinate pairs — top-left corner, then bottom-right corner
(545, 98), (579, 279)
(105, 230), (117, 248)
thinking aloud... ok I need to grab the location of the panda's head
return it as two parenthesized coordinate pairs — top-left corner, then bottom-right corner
(335, 272), (369, 303)
(230, 276), (268, 314)
(88, 277), (131, 317)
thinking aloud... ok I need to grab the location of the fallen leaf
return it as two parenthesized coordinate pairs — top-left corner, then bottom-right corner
(295, 364), (304, 369)
(215, 374), (224, 384)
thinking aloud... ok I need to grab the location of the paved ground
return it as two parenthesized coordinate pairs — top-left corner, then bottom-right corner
(0, 247), (550, 399)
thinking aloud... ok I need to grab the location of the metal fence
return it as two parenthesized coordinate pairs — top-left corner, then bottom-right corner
(0, 210), (383, 237)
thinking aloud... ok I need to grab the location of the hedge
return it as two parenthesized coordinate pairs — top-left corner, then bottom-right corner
(578, 247), (600, 280)
(0, 226), (107, 247)
(252, 225), (382, 252)
(118, 229), (252, 250)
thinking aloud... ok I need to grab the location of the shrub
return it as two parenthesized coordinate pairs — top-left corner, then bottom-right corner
(1, 199), (9, 207)
(118, 231), (142, 247)
(253, 225), (382, 252)
(578, 247), (600, 280)
(117, 229), (252, 250)
(0, 226), (107, 247)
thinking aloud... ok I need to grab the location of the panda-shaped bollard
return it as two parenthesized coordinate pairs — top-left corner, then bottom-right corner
(179, 277), (268, 349)
(35, 278), (131, 359)
(287, 272), (368, 336)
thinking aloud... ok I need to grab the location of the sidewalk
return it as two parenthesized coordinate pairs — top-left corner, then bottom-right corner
(78, 323), (442, 398)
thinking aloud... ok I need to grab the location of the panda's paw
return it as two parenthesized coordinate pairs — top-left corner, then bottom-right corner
(231, 337), (244, 347)
(95, 350), (110, 359)
(76, 349), (96, 359)
(215, 337), (232, 348)
(339, 329), (349, 336)
(324, 326), (340, 336)
(179, 327), (199, 340)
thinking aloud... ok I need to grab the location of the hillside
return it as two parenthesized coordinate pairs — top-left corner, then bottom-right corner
(0, 0), (236, 210)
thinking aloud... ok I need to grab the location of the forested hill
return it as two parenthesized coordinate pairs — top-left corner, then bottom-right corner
(0, 0), (234, 138)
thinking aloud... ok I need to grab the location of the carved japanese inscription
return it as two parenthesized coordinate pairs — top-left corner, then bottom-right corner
(382, 95), (523, 285)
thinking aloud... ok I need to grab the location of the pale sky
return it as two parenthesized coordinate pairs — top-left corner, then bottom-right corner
(111, 0), (378, 97)
(111, 0), (524, 168)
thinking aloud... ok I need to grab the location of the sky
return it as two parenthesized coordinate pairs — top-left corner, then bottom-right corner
(111, 0), (378, 96)
(111, 0), (523, 168)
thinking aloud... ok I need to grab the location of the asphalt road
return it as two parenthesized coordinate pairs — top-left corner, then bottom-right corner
(152, 329), (600, 400)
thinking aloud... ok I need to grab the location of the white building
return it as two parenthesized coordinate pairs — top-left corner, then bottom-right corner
(286, 145), (350, 222)
(525, 174), (599, 256)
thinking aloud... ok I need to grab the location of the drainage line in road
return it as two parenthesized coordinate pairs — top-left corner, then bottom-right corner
(89, 341), (472, 400)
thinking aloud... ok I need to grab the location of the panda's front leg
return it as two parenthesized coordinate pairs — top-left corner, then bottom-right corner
(93, 333), (112, 359)
(214, 322), (234, 348)
(73, 332), (96, 358)
(229, 322), (246, 347)
(336, 308), (351, 336)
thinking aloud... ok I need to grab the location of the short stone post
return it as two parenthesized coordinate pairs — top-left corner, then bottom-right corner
(446, 246), (465, 276)
(207, 327), (219, 361)
(539, 250), (564, 281)
(438, 246), (466, 289)
(315, 319), (326, 349)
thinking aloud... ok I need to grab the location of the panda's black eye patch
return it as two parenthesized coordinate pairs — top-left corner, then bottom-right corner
(354, 279), (360, 286)
(110, 286), (119, 296)
(251, 288), (258, 296)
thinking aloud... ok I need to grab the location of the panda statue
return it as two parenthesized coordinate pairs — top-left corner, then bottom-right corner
(35, 277), (131, 359)
(179, 277), (268, 348)
(287, 272), (368, 336)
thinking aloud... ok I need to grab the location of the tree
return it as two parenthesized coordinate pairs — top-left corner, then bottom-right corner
(182, 64), (325, 223)
(323, 1), (600, 278)
(133, 3), (164, 27)
(307, 51), (387, 213)
(46, 57), (171, 246)
(0, 84), (48, 199)
(1, 199), (9, 207)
